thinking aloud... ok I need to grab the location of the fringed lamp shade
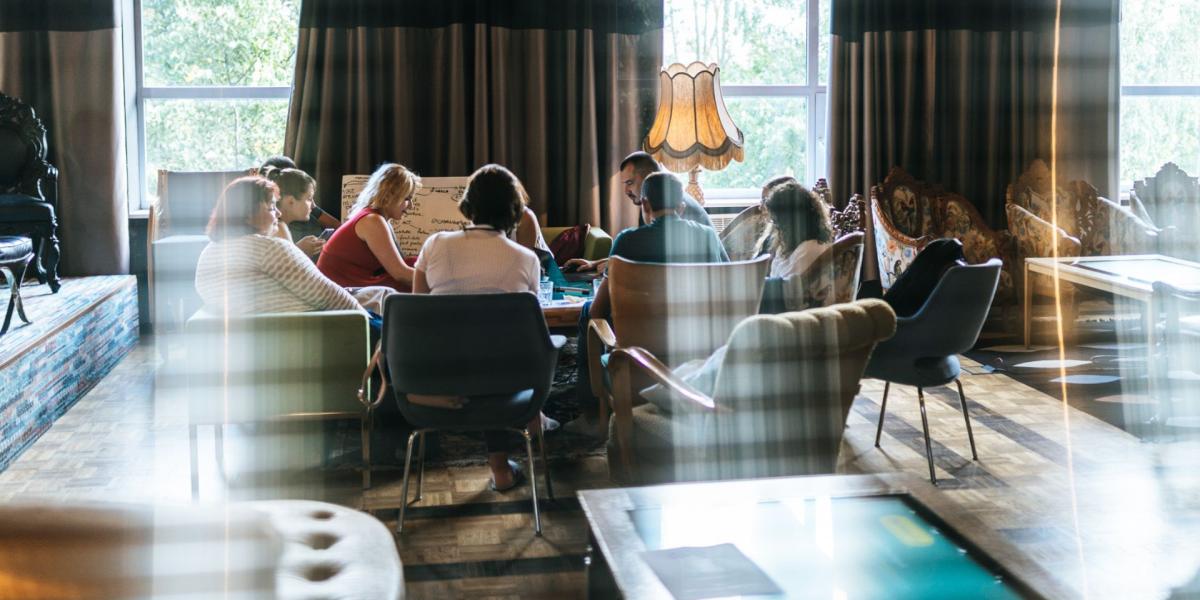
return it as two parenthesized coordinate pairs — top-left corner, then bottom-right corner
(643, 62), (744, 204)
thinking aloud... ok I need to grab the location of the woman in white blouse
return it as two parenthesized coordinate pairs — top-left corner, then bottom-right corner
(412, 164), (549, 492)
(764, 180), (835, 279)
(195, 176), (364, 316)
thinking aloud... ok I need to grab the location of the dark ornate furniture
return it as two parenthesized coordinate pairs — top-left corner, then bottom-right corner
(0, 236), (33, 335)
(0, 92), (60, 293)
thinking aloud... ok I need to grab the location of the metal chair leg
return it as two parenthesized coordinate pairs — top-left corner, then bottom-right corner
(875, 381), (890, 447)
(189, 424), (199, 500)
(521, 429), (543, 536)
(360, 414), (372, 491)
(396, 430), (420, 535)
(917, 387), (937, 484)
(956, 379), (979, 461)
(537, 421), (553, 500)
(414, 432), (426, 503)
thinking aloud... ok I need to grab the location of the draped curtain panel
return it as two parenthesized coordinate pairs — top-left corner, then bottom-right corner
(285, 0), (663, 234)
(0, 0), (129, 276)
(829, 0), (1118, 278)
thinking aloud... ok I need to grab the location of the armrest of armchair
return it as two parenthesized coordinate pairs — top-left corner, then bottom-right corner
(583, 227), (612, 262)
(606, 346), (719, 480)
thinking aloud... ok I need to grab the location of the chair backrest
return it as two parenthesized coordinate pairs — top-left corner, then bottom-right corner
(382, 293), (558, 398)
(153, 169), (250, 240)
(0, 92), (55, 200)
(910, 258), (1002, 356)
(870, 166), (939, 239)
(185, 309), (371, 424)
(770, 232), (864, 312)
(1133, 162), (1200, 229)
(709, 299), (897, 479)
(608, 255), (770, 366)
(718, 204), (771, 262)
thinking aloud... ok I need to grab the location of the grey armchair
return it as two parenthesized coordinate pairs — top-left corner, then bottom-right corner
(382, 292), (565, 536)
(867, 258), (1002, 484)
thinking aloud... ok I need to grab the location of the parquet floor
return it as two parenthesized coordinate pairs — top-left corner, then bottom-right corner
(2, 337), (1199, 599)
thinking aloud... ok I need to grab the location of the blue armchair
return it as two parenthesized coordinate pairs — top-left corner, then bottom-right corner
(866, 258), (1002, 484)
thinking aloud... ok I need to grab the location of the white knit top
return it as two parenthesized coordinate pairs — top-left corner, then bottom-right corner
(415, 227), (540, 295)
(195, 234), (362, 315)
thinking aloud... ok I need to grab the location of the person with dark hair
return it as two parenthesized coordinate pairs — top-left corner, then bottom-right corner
(563, 151), (714, 273)
(259, 165), (324, 256)
(565, 172), (728, 437)
(410, 164), (547, 491)
(764, 180), (834, 278)
(194, 176), (361, 315)
(257, 155), (340, 241)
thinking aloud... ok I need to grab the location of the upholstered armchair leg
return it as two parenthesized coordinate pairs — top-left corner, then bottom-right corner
(396, 430), (420, 535)
(40, 233), (61, 293)
(875, 381), (890, 447)
(955, 380), (979, 460)
(360, 414), (372, 491)
(189, 424), (199, 500)
(917, 387), (937, 484)
(609, 364), (636, 482)
(536, 421), (553, 500)
(414, 432), (426, 503)
(521, 429), (543, 536)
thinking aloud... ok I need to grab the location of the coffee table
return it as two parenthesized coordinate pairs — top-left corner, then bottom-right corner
(1023, 254), (1200, 349)
(542, 298), (586, 329)
(579, 473), (1070, 599)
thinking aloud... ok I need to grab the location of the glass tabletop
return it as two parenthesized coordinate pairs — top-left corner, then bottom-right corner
(629, 494), (1022, 599)
(1069, 257), (1200, 288)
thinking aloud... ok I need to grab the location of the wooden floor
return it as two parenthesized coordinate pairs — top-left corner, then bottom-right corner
(2, 336), (1199, 599)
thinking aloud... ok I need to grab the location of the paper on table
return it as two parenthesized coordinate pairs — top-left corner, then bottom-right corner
(640, 543), (782, 600)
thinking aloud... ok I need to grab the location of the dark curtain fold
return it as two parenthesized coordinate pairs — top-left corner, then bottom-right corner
(829, 0), (1118, 278)
(285, 0), (663, 235)
(0, 0), (129, 276)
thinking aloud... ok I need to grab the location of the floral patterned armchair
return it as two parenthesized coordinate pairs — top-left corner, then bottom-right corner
(870, 167), (940, 289)
(779, 232), (865, 311)
(1132, 162), (1200, 260)
(870, 167), (1013, 302)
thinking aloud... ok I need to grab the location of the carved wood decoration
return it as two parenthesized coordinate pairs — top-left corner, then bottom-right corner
(0, 92), (57, 204)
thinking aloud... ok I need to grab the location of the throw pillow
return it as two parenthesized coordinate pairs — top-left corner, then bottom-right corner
(639, 345), (729, 414)
(548, 224), (590, 266)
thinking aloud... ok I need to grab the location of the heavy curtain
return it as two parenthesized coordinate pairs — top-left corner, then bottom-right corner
(285, 0), (663, 234)
(829, 0), (1119, 277)
(0, 0), (128, 275)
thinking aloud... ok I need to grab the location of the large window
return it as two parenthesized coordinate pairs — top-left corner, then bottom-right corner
(1119, 0), (1200, 188)
(663, 0), (830, 203)
(129, 0), (301, 210)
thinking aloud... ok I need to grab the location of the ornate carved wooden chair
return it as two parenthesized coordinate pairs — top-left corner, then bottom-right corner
(720, 178), (866, 262)
(0, 92), (60, 292)
(870, 167), (942, 290)
(1132, 162), (1200, 260)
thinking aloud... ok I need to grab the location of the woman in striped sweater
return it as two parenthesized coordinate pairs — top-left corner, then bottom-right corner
(195, 176), (364, 316)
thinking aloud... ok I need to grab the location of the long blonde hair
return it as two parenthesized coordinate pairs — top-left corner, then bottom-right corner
(353, 163), (421, 214)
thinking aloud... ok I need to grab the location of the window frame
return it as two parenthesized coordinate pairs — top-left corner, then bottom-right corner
(668, 0), (828, 208)
(124, 0), (293, 213)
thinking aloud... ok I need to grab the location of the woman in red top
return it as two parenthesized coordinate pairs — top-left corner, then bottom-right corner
(317, 163), (419, 291)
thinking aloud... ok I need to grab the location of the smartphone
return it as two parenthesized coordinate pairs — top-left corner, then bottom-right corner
(318, 228), (335, 241)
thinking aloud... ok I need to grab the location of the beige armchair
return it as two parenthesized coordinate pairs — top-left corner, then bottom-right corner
(1132, 162), (1200, 260)
(587, 256), (770, 444)
(606, 299), (896, 484)
(719, 178), (865, 262)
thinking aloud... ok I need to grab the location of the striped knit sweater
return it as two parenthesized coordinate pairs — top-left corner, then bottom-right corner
(195, 234), (362, 315)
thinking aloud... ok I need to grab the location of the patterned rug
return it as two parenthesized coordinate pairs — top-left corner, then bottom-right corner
(334, 336), (607, 468)
(969, 305), (1200, 438)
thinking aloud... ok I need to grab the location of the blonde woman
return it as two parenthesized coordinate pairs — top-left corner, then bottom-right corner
(317, 163), (420, 291)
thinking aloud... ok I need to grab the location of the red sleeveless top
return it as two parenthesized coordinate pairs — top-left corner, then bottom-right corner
(316, 208), (411, 292)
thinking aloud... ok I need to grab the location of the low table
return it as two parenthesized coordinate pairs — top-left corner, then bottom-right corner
(1023, 254), (1200, 349)
(542, 298), (586, 329)
(579, 473), (1070, 599)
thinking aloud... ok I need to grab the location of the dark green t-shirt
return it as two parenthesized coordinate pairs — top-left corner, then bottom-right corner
(610, 215), (729, 264)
